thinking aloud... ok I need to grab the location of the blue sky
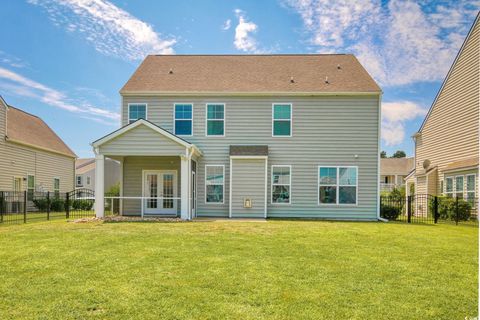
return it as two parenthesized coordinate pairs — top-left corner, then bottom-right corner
(0, 0), (478, 158)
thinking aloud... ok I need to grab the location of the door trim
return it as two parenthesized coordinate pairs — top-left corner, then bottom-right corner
(142, 170), (178, 215)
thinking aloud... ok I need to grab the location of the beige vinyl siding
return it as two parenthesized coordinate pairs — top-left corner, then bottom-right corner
(427, 170), (438, 195)
(122, 95), (379, 220)
(416, 176), (427, 195)
(0, 100), (6, 138)
(122, 156), (181, 216)
(414, 18), (479, 198)
(99, 125), (186, 156)
(231, 159), (266, 217)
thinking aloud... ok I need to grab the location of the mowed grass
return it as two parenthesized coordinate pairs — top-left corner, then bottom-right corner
(0, 220), (477, 320)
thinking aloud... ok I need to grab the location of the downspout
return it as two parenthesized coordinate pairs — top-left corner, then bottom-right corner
(377, 93), (388, 222)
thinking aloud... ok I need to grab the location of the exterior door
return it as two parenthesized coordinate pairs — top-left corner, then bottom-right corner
(143, 170), (177, 215)
(13, 177), (22, 192)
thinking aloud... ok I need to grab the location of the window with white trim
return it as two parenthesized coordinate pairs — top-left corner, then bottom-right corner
(128, 104), (147, 124)
(76, 175), (83, 186)
(27, 175), (35, 200)
(445, 177), (453, 197)
(205, 165), (224, 203)
(455, 176), (464, 199)
(54, 178), (60, 197)
(466, 174), (476, 201)
(272, 165), (291, 204)
(86, 176), (91, 185)
(174, 104), (193, 135)
(272, 104), (292, 136)
(319, 166), (357, 205)
(206, 104), (225, 136)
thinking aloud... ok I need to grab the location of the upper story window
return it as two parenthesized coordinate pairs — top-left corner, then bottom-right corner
(128, 104), (147, 124)
(205, 165), (224, 204)
(319, 166), (357, 205)
(206, 104), (225, 136)
(174, 104), (193, 136)
(272, 165), (291, 204)
(272, 104), (292, 137)
(76, 175), (83, 186)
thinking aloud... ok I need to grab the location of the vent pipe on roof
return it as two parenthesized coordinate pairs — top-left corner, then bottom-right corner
(337, 64), (341, 70)
(325, 76), (329, 84)
(169, 68), (173, 74)
(290, 76), (295, 83)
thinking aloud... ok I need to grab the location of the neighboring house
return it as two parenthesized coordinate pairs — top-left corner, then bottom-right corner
(380, 157), (414, 192)
(406, 14), (479, 208)
(75, 158), (120, 192)
(92, 54), (381, 220)
(0, 95), (76, 197)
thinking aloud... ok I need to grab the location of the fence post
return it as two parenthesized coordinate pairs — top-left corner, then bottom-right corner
(455, 196), (459, 225)
(65, 192), (70, 219)
(23, 190), (27, 223)
(0, 191), (4, 223)
(46, 191), (50, 221)
(434, 196), (439, 224)
(407, 195), (412, 223)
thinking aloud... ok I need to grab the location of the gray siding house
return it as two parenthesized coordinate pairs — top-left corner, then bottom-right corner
(92, 54), (381, 220)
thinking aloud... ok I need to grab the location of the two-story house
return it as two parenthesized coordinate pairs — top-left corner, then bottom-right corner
(92, 54), (381, 220)
(0, 95), (76, 197)
(405, 14), (478, 209)
(75, 158), (120, 192)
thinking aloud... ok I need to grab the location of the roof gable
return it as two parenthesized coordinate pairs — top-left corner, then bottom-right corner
(5, 104), (76, 158)
(121, 54), (381, 94)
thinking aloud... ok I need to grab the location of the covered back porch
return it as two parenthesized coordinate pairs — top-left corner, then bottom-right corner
(91, 119), (202, 220)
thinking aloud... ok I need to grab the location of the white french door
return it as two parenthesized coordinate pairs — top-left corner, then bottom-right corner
(143, 170), (177, 215)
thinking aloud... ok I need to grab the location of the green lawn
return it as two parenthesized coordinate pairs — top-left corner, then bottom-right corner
(0, 220), (477, 320)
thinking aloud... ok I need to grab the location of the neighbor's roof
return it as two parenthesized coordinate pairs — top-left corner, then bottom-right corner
(121, 54), (381, 94)
(230, 145), (269, 156)
(381, 157), (415, 175)
(5, 105), (76, 158)
(76, 158), (95, 174)
(444, 157), (479, 172)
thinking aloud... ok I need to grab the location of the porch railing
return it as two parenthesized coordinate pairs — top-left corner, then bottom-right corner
(104, 196), (182, 218)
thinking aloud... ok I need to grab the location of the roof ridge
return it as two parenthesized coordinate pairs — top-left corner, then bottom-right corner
(7, 105), (41, 119)
(149, 53), (351, 57)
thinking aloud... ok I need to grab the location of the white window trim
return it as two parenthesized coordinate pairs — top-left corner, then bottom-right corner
(76, 175), (83, 186)
(127, 103), (148, 124)
(27, 174), (35, 198)
(53, 177), (60, 195)
(444, 176), (454, 196)
(205, 103), (226, 137)
(318, 166), (358, 206)
(205, 164), (225, 205)
(454, 175), (465, 198)
(466, 174), (476, 200)
(271, 165), (291, 205)
(173, 103), (193, 136)
(272, 103), (292, 137)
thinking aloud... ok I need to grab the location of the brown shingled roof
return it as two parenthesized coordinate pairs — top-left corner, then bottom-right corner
(444, 157), (479, 171)
(230, 145), (269, 156)
(121, 54), (381, 94)
(381, 157), (415, 175)
(6, 106), (76, 158)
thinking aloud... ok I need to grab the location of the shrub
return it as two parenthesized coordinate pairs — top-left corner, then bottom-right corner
(72, 199), (93, 211)
(33, 198), (49, 211)
(381, 204), (402, 220)
(431, 196), (472, 221)
(50, 198), (65, 212)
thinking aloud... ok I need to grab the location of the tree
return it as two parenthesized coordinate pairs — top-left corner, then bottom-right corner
(391, 150), (406, 158)
(380, 151), (387, 158)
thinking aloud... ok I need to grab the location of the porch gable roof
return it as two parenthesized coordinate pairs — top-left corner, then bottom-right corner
(91, 119), (202, 156)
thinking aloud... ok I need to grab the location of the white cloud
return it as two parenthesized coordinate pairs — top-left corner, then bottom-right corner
(381, 101), (428, 146)
(0, 67), (119, 124)
(222, 19), (231, 31)
(0, 51), (28, 69)
(283, 0), (479, 86)
(28, 0), (176, 61)
(234, 9), (260, 53)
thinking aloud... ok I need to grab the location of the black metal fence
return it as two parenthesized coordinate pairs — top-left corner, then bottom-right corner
(380, 194), (478, 225)
(0, 189), (118, 225)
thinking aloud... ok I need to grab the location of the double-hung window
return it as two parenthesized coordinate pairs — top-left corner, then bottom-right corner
(206, 104), (225, 136)
(445, 177), (454, 197)
(272, 104), (292, 136)
(174, 104), (193, 136)
(128, 104), (147, 124)
(76, 175), (83, 187)
(27, 175), (35, 200)
(455, 176), (464, 199)
(54, 178), (60, 197)
(272, 165), (291, 204)
(205, 165), (224, 203)
(319, 166), (358, 205)
(466, 174), (476, 203)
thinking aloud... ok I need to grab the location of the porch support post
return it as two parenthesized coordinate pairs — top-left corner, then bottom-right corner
(94, 153), (105, 218)
(119, 157), (124, 216)
(180, 154), (189, 220)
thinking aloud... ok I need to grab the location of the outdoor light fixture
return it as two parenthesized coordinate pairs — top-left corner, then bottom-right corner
(244, 198), (252, 208)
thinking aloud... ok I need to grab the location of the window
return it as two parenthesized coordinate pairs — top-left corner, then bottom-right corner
(455, 176), (464, 199)
(319, 166), (357, 205)
(54, 178), (60, 197)
(205, 165), (224, 203)
(86, 176), (91, 185)
(206, 104), (225, 136)
(466, 174), (476, 203)
(174, 104), (193, 135)
(445, 177), (453, 197)
(272, 166), (291, 204)
(27, 175), (35, 200)
(128, 104), (147, 124)
(76, 175), (83, 186)
(272, 104), (292, 136)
